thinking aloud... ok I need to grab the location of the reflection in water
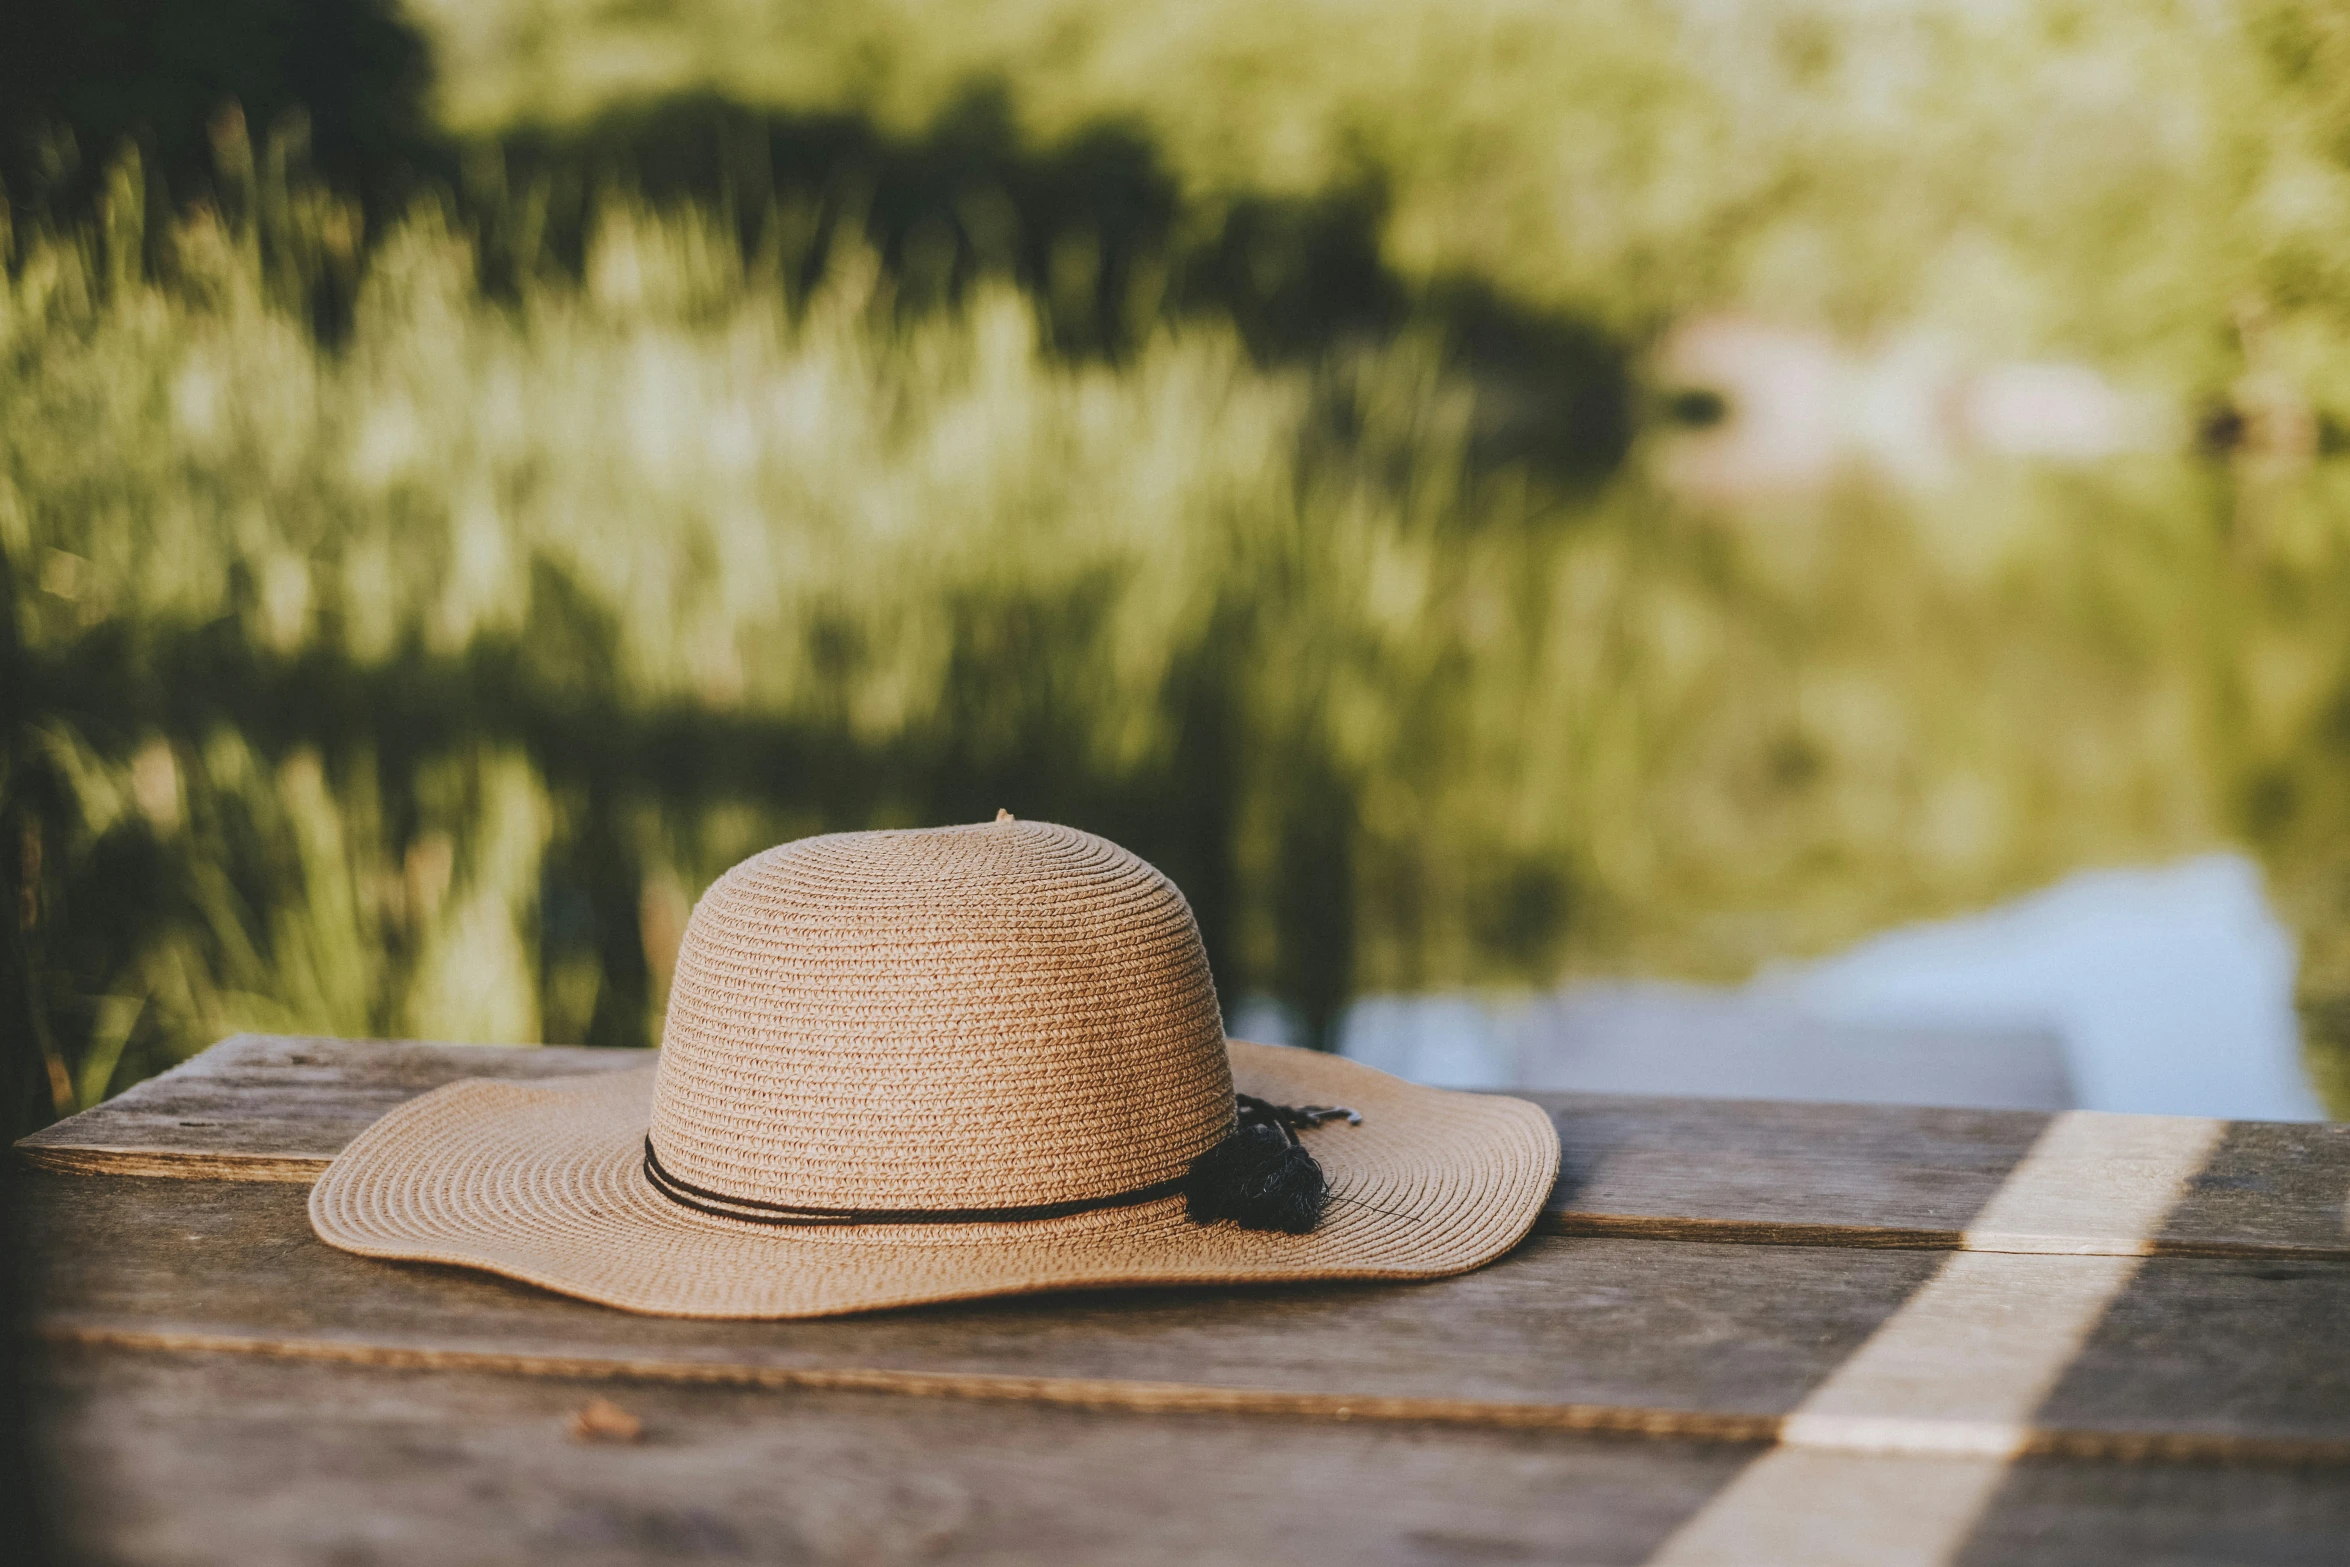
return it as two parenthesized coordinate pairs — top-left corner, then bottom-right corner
(14, 176), (2350, 1132)
(1329, 854), (2323, 1120)
(1780, 854), (2317, 1120)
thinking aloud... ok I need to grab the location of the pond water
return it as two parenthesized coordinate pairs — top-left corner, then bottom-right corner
(14, 192), (2350, 1125)
(1307, 852), (2323, 1120)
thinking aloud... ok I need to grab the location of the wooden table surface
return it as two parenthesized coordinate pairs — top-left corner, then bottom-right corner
(16, 1033), (2350, 1565)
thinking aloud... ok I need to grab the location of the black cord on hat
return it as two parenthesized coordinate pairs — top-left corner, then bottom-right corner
(644, 1091), (1361, 1234)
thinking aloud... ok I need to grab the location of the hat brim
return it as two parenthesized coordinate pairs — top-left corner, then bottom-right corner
(308, 1041), (1561, 1320)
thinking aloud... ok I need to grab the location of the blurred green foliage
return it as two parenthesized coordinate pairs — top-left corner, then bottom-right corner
(13, 1), (2350, 1132)
(410, 0), (2350, 427)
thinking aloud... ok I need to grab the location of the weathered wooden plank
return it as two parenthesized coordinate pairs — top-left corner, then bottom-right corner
(10, 1034), (635, 1181)
(34, 1347), (2350, 1567)
(20, 1173), (1925, 1435)
(2038, 1249), (2350, 1440)
(26, 1344), (1750, 1567)
(1647, 1446), (2350, 1567)
(1952, 1457), (2350, 1567)
(1547, 1093), (2350, 1261)
(1545, 1091), (2044, 1247)
(20, 1034), (2350, 1255)
(21, 1174), (2350, 1461)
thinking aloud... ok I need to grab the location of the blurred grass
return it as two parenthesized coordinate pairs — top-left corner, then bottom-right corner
(13, 1), (2350, 1127)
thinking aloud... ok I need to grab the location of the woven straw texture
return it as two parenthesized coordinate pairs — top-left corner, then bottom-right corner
(309, 819), (1560, 1319)
(650, 820), (1232, 1210)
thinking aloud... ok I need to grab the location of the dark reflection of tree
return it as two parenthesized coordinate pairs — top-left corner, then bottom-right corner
(467, 85), (1630, 477)
(1, 0), (437, 226)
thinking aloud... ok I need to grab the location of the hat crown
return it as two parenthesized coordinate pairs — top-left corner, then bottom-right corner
(649, 819), (1233, 1212)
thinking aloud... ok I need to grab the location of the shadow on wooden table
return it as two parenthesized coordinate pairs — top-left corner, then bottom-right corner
(2, 1168), (63, 1566)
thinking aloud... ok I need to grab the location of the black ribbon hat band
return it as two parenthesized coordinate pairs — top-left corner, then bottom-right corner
(642, 1092), (1361, 1232)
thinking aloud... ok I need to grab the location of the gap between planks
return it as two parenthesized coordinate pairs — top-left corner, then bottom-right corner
(33, 1319), (2350, 1469)
(1543, 1213), (2350, 1260)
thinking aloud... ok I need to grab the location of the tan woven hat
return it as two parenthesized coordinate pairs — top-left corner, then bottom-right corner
(310, 816), (1560, 1318)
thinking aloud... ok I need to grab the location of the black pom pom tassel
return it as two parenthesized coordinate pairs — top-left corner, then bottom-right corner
(1183, 1123), (1327, 1233)
(1181, 1095), (1357, 1234)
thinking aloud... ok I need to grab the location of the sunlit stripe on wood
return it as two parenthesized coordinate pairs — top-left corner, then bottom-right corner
(1643, 1112), (2227, 1565)
(1960, 1111), (2228, 1255)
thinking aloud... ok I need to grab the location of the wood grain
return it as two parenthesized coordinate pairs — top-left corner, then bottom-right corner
(10, 1034), (637, 1181)
(1642, 1446), (2350, 1567)
(34, 1347), (2350, 1567)
(21, 1035), (2350, 1259)
(21, 1174), (2350, 1462)
(1544, 1092), (2350, 1261)
(23, 1344), (1756, 1567)
(29, 1321), (1786, 1444)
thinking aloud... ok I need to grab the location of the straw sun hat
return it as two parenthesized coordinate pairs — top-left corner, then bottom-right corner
(310, 815), (1560, 1319)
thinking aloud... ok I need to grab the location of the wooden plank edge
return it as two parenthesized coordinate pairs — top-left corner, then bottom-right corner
(12, 1144), (323, 1183)
(1537, 1211), (2350, 1264)
(32, 1319), (1774, 1445)
(1540, 1212), (1959, 1250)
(33, 1320), (2350, 1468)
(2141, 1236), (2350, 1262)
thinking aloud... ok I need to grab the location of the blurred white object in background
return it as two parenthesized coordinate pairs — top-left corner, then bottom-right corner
(1957, 361), (2141, 460)
(1317, 852), (2322, 1120)
(1652, 314), (2164, 499)
(1653, 319), (1849, 496)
